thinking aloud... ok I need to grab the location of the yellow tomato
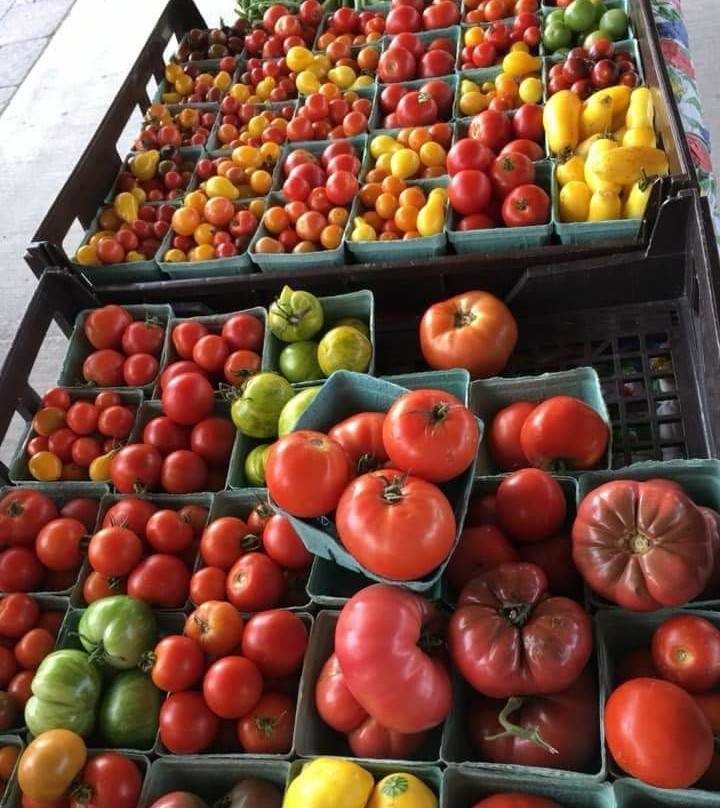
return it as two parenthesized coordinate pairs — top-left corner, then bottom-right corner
(248, 199), (265, 219)
(248, 115), (269, 137)
(543, 90), (581, 157)
(75, 244), (98, 265)
(214, 70), (232, 91)
(510, 41), (530, 53)
(391, 148), (421, 179)
(260, 142), (281, 163)
(417, 197), (446, 237)
(113, 191), (138, 224)
(419, 142), (446, 168)
(286, 45), (314, 72)
(29, 451), (62, 482)
(174, 74), (194, 96)
(129, 149), (159, 181)
(163, 248), (187, 262)
(558, 181), (592, 223)
(370, 134), (400, 159)
(352, 75), (374, 88)
(233, 145), (262, 168)
(556, 155), (585, 186)
(464, 27), (485, 47)
(328, 65), (356, 89)
(230, 83), (250, 103)
(206, 176), (240, 200)
(367, 773), (438, 808)
(189, 244), (216, 261)
(125, 250), (145, 262)
(161, 91), (183, 105)
(585, 138), (621, 193)
(428, 187), (447, 203)
(250, 169), (273, 194)
(588, 189), (622, 221)
(296, 69), (321, 94)
(89, 451), (114, 482)
(376, 152), (394, 173)
(184, 190), (208, 212)
(519, 76), (542, 104)
(164, 63), (183, 83)
(459, 91), (488, 116)
(502, 51), (542, 78)
(19, 730), (86, 803)
(194, 223), (216, 245)
(351, 218), (377, 241)
(460, 79), (479, 95)
(622, 126), (657, 148)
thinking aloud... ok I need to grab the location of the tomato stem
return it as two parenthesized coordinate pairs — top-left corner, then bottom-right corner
(356, 451), (383, 475)
(501, 601), (533, 627)
(484, 696), (559, 754)
(241, 533), (261, 552)
(6, 500), (24, 517)
(377, 473), (409, 504)
(453, 306), (476, 329)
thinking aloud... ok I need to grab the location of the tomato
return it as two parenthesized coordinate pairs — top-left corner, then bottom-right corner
(385, 5), (421, 34)
(224, 349), (261, 385)
(488, 401), (535, 471)
(14, 627), (55, 671)
(502, 184), (550, 227)
(69, 752), (142, 808)
(446, 525), (519, 594)
(128, 554), (190, 608)
(18, 729), (87, 803)
(395, 92), (438, 127)
(102, 497), (157, 537)
(147, 795), (206, 808)
(651, 614), (720, 693)
(227, 552), (285, 611)
(469, 110), (512, 152)
(700, 505), (720, 598)
(35, 518), (85, 571)
(123, 354), (159, 386)
(325, 171), (358, 207)
(0, 548), (43, 592)
(378, 47), (417, 83)
(470, 666), (598, 771)
(110, 444), (163, 493)
(146, 509), (194, 554)
(348, 716), (427, 760)
(383, 390), (479, 483)
(97, 406), (134, 439)
(231, 372), (294, 439)
(159, 691), (219, 754)
(190, 566), (225, 605)
(315, 652), (368, 733)
(241, 610), (307, 677)
(172, 322), (209, 359)
(248, 501), (273, 536)
(422, 1), (459, 30)
(160, 450), (208, 494)
(517, 529), (582, 597)
(192, 335), (229, 374)
(449, 562), (592, 698)
(201, 516), (257, 570)
(0, 647), (17, 687)
(326, 412), (387, 474)
(162, 373), (215, 425)
(512, 102), (544, 142)
(605, 677), (714, 788)
(500, 139), (545, 162)
(572, 480), (713, 610)
(185, 600), (244, 656)
(266, 430), (352, 518)
(9, 669), (34, 707)
(143, 416), (190, 456)
(82, 350), (125, 387)
(0, 489), (57, 547)
(122, 320), (164, 357)
(237, 691), (295, 754)
(83, 572), (126, 604)
(446, 139), (495, 178)
(178, 504), (208, 538)
(84, 306), (133, 350)
(0, 593), (40, 637)
(88, 526), (142, 576)
(496, 469), (567, 541)
(489, 152), (535, 200)
(203, 655), (263, 719)
(262, 515), (313, 570)
(420, 291), (517, 378)
(190, 417), (236, 468)
(43, 387), (71, 410)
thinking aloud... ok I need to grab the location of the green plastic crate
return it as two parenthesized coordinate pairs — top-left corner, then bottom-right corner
(469, 367), (612, 474)
(613, 776), (719, 807)
(8, 388), (144, 484)
(272, 370), (480, 592)
(577, 459), (720, 610)
(58, 304), (173, 396)
(137, 757), (289, 808)
(448, 160), (554, 253)
(294, 609), (445, 762)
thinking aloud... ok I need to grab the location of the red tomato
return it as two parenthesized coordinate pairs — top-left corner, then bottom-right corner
(651, 614), (720, 693)
(380, 84), (408, 113)
(241, 609), (308, 677)
(466, 493), (498, 527)
(501, 184), (550, 227)
(325, 171), (358, 206)
(160, 450), (209, 494)
(446, 525), (519, 594)
(159, 691), (219, 754)
(0, 593), (40, 638)
(248, 501), (273, 536)
(14, 628), (55, 670)
(35, 518), (85, 571)
(262, 515), (313, 570)
(200, 516), (258, 570)
(98, 406), (134, 439)
(315, 652), (368, 733)
(42, 387), (71, 410)
(65, 401), (98, 435)
(449, 562), (592, 698)
(184, 600), (244, 656)
(82, 350), (125, 387)
(336, 584), (451, 733)
(123, 353), (159, 386)
(390, 32), (424, 60)
(190, 566), (226, 605)
(9, 669), (34, 707)
(327, 412), (388, 473)
(513, 103), (544, 142)
(162, 373), (215, 426)
(449, 170), (492, 215)
(348, 716), (427, 759)
(469, 109), (513, 151)
(572, 480), (713, 610)
(378, 47), (417, 83)
(128, 554), (190, 608)
(470, 667), (598, 771)
(488, 401), (536, 470)
(110, 444), (163, 493)
(496, 469), (566, 541)
(700, 505), (720, 598)
(145, 509), (194, 554)
(385, 5), (421, 34)
(122, 320), (164, 357)
(517, 529), (582, 597)
(69, 753), (143, 808)
(519, 396), (608, 470)
(160, 361), (208, 393)
(446, 139), (495, 177)
(143, 416), (190, 456)
(266, 431), (352, 518)
(489, 152), (535, 199)
(383, 389), (479, 483)
(178, 504), (208, 538)
(84, 306), (133, 350)
(221, 313), (264, 353)
(237, 691), (295, 753)
(420, 80), (454, 119)
(224, 350), (261, 385)
(88, 526), (143, 577)
(83, 572), (126, 604)
(605, 677), (714, 788)
(395, 92), (438, 127)
(0, 647), (17, 688)
(190, 417), (235, 468)
(203, 655), (263, 719)
(192, 335), (229, 374)
(500, 139), (545, 161)
(0, 489), (57, 547)
(226, 552), (285, 611)
(102, 497), (157, 537)
(422, 1), (459, 30)
(0, 548), (43, 592)
(172, 322), (209, 360)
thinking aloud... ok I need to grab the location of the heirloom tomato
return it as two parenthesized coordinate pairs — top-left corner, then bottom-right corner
(18, 729), (87, 803)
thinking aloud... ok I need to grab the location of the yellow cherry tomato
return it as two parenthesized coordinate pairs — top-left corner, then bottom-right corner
(390, 149), (421, 179)
(184, 191), (208, 212)
(214, 71), (232, 91)
(230, 83), (250, 103)
(89, 451), (114, 482)
(248, 115), (269, 137)
(559, 181), (592, 223)
(113, 192), (138, 224)
(163, 248), (187, 262)
(164, 63), (183, 83)
(351, 218), (377, 241)
(260, 142), (281, 163)
(206, 176), (240, 200)
(75, 244), (98, 265)
(519, 76), (543, 104)
(286, 45), (314, 72)
(370, 135), (400, 159)
(464, 27), (485, 47)
(460, 79), (480, 95)
(29, 451), (62, 482)
(328, 65), (356, 89)
(161, 92), (183, 105)
(367, 773), (438, 808)
(417, 197), (446, 237)
(250, 169), (273, 194)
(194, 223), (216, 245)
(588, 189), (622, 221)
(233, 145), (263, 168)
(419, 142), (446, 168)
(352, 75), (374, 88)
(296, 69), (321, 94)
(510, 41), (530, 53)
(129, 187), (147, 204)
(459, 91), (489, 117)
(376, 153), (394, 173)
(189, 244), (216, 261)
(125, 250), (145, 262)
(248, 199), (265, 219)
(174, 74), (194, 96)
(129, 150), (159, 181)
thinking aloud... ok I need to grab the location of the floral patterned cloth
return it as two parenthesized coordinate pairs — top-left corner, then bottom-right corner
(651, 0), (720, 236)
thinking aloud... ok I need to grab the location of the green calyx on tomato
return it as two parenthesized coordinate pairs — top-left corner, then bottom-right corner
(268, 286), (324, 343)
(25, 649), (103, 738)
(78, 595), (158, 670)
(231, 372), (295, 438)
(278, 340), (322, 383)
(244, 443), (273, 486)
(482, 695), (559, 755)
(278, 387), (322, 436)
(99, 670), (163, 749)
(318, 327), (372, 376)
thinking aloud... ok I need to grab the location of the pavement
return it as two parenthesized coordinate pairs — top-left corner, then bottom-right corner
(0, 0), (717, 466)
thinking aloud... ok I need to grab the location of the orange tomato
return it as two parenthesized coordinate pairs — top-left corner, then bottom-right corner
(328, 207), (349, 227)
(408, 128), (432, 152)
(184, 191), (208, 212)
(250, 169), (273, 194)
(359, 182), (383, 208)
(254, 236), (284, 254)
(172, 207), (201, 236)
(320, 224), (343, 250)
(365, 168), (388, 183)
(357, 47), (379, 72)
(285, 201), (308, 223)
(394, 205), (419, 233)
(381, 175), (406, 196)
(362, 210), (384, 232)
(0, 745), (18, 781)
(429, 123), (453, 149)
(296, 211), (327, 242)
(375, 192), (399, 220)
(399, 187), (426, 209)
(264, 206), (290, 234)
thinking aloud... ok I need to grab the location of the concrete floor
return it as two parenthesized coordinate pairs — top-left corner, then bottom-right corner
(0, 0), (718, 465)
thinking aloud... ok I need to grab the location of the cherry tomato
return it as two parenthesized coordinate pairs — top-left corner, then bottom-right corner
(0, 593), (40, 638)
(652, 614), (720, 693)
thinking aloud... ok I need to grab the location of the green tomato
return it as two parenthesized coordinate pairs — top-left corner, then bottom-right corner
(590, 0), (606, 24)
(599, 8), (628, 40)
(245, 443), (272, 485)
(318, 327), (372, 377)
(99, 670), (162, 749)
(278, 340), (321, 383)
(278, 387), (322, 436)
(543, 22), (573, 52)
(564, 0), (596, 33)
(332, 317), (370, 339)
(79, 596), (158, 670)
(545, 9), (565, 26)
(231, 372), (294, 438)
(26, 649), (103, 738)
(268, 285), (324, 342)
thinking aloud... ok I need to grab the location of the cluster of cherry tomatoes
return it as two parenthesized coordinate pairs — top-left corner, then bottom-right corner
(463, 0), (538, 24)
(193, 143), (279, 199)
(0, 488), (99, 595)
(134, 104), (218, 151)
(211, 98), (295, 149)
(231, 57), (298, 103)
(384, 0), (460, 34)
(80, 497), (208, 609)
(459, 16), (541, 71)
(378, 32), (456, 83)
(159, 59), (235, 105)
(116, 148), (196, 202)
(77, 305), (166, 388)
(152, 603), (307, 754)
(243, 0), (321, 59)
(316, 6), (386, 48)
(193, 498), (312, 611)
(547, 40), (641, 98)
(378, 78), (453, 128)
(175, 23), (246, 62)
(24, 389), (138, 483)
(366, 125), (451, 180)
(288, 89), (373, 141)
